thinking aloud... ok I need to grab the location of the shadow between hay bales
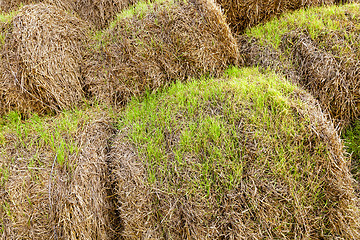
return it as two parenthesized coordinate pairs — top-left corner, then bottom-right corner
(109, 67), (360, 239)
(83, 0), (239, 106)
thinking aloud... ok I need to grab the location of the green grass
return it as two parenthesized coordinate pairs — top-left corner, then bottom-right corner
(342, 120), (360, 180)
(246, 3), (360, 49)
(121, 66), (329, 213)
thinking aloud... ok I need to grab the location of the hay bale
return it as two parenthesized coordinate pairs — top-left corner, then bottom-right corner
(1, 0), (139, 29)
(0, 0), (38, 13)
(84, 0), (239, 105)
(216, 0), (336, 33)
(110, 67), (360, 238)
(283, 31), (360, 126)
(71, 0), (139, 29)
(241, 3), (360, 126)
(0, 108), (120, 239)
(0, 3), (88, 115)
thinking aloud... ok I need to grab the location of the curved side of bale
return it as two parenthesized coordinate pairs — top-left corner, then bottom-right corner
(0, 3), (88, 115)
(84, 0), (238, 105)
(241, 3), (360, 127)
(55, 116), (119, 239)
(0, 109), (120, 239)
(282, 32), (360, 126)
(216, 0), (336, 34)
(110, 68), (360, 239)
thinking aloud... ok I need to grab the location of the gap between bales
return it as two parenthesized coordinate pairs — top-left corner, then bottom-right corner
(0, 106), (121, 239)
(110, 67), (360, 239)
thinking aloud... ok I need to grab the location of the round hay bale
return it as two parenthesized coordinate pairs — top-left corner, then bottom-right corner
(0, 0), (39, 13)
(0, 109), (120, 239)
(241, 3), (360, 127)
(110, 67), (360, 238)
(216, 0), (336, 34)
(71, 0), (139, 29)
(1, 0), (140, 29)
(282, 31), (360, 127)
(84, 0), (239, 105)
(0, 3), (88, 116)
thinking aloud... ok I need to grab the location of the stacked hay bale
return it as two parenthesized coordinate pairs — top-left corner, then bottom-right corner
(110, 67), (360, 238)
(0, 108), (119, 239)
(0, 0), (139, 29)
(216, 0), (340, 33)
(84, 0), (239, 105)
(0, 3), (88, 116)
(71, 0), (139, 29)
(241, 3), (360, 127)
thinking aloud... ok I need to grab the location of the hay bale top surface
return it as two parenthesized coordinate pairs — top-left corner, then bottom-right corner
(215, 0), (338, 34)
(113, 67), (360, 238)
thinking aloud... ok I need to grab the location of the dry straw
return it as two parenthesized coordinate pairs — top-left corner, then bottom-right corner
(283, 32), (360, 126)
(110, 75), (360, 238)
(216, 0), (339, 33)
(0, 109), (119, 239)
(0, 3), (87, 115)
(0, 0), (139, 29)
(84, 0), (239, 105)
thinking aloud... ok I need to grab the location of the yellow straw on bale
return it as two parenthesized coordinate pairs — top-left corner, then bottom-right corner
(217, 0), (337, 33)
(84, 0), (239, 105)
(0, 0), (139, 29)
(0, 3), (88, 115)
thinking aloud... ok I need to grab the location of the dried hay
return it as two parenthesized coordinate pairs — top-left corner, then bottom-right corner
(71, 0), (139, 29)
(0, 3), (88, 116)
(0, 0), (139, 29)
(0, 108), (120, 239)
(84, 0), (239, 106)
(282, 31), (360, 127)
(110, 68), (360, 238)
(217, 0), (337, 34)
(240, 3), (360, 127)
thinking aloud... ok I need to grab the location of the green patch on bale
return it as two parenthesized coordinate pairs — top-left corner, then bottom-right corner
(112, 67), (360, 239)
(246, 4), (360, 49)
(0, 106), (120, 239)
(342, 120), (360, 182)
(240, 3), (360, 127)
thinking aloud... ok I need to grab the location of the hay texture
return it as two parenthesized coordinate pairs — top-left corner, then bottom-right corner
(241, 3), (360, 126)
(110, 68), (360, 239)
(0, 3), (88, 116)
(0, 108), (119, 239)
(0, 0), (139, 29)
(71, 0), (139, 29)
(217, 0), (337, 33)
(84, 0), (239, 105)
